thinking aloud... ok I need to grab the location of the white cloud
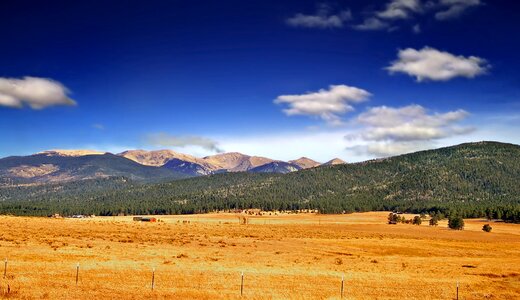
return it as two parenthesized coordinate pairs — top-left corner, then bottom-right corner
(386, 46), (488, 81)
(435, 0), (481, 20)
(0, 76), (75, 109)
(286, 5), (352, 29)
(346, 104), (474, 156)
(353, 18), (390, 31)
(146, 133), (223, 153)
(377, 0), (422, 19)
(274, 85), (371, 126)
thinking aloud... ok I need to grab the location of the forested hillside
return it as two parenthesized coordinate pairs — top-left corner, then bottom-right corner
(1, 142), (519, 222)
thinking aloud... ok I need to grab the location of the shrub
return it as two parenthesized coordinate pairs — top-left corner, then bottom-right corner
(482, 224), (492, 232)
(429, 216), (439, 226)
(448, 217), (464, 230)
(412, 216), (422, 225)
(388, 213), (399, 224)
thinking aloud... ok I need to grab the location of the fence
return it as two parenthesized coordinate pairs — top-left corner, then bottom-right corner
(0, 258), (463, 299)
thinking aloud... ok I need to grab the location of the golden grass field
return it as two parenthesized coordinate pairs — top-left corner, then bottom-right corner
(0, 212), (519, 299)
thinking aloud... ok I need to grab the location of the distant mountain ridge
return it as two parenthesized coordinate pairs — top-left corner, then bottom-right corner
(116, 150), (331, 175)
(38, 150), (107, 157)
(323, 158), (346, 165)
(0, 153), (185, 185)
(289, 157), (321, 169)
(2, 141), (520, 220)
(0, 148), (337, 185)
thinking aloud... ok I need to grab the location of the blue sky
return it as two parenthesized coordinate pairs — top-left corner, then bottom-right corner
(1, 0), (519, 162)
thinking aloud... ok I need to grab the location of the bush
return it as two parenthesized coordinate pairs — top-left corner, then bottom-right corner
(412, 216), (422, 225)
(429, 216), (439, 226)
(448, 217), (464, 230)
(482, 224), (492, 232)
(388, 213), (399, 224)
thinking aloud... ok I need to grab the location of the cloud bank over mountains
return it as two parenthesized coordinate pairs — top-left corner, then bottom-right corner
(146, 133), (224, 153)
(347, 105), (474, 156)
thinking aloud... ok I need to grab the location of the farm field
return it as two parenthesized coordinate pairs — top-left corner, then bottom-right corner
(0, 212), (519, 299)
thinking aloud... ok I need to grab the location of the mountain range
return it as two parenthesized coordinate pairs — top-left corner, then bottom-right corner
(1, 141), (519, 222)
(0, 149), (343, 186)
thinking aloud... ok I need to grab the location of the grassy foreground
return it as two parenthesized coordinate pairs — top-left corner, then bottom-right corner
(0, 212), (519, 299)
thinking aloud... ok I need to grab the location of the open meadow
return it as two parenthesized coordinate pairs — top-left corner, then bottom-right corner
(0, 212), (519, 299)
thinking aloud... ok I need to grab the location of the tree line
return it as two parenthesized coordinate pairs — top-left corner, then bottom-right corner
(0, 142), (519, 223)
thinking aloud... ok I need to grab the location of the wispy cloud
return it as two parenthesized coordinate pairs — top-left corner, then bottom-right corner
(435, 0), (481, 20)
(274, 85), (371, 126)
(0, 76), (75, 109)
(146, 133), (224, 153)
(288, 1), (482, 33)
(353, 17), (390, 31)
(386, 46), (488, 81)
(377, 0), (422, 20)
(352, 0), (481, 32)
(286, 4), (352, 28)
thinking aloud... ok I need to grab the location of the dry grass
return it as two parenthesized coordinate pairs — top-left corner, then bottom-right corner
(0, 212), (519, 299)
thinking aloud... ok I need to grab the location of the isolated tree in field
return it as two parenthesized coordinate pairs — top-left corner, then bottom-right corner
(429, 216), (439, 226)
(412, 216), (422, 225)
(448, 217), (464, 230)
(482, 224), (492, 232)
(388, 213), (399, 224)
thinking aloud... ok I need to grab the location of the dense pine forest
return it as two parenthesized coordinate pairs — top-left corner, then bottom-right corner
(0, 142), (519, 222)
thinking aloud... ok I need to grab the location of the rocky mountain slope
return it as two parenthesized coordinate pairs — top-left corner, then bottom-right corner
(249, 161), (301, 174)
(202, 152), (274, 172)
(0, 153), (185, 185)
(289, 157), (321, 169)
(38, 150), (107, 157)
(0, 148), (339, 185)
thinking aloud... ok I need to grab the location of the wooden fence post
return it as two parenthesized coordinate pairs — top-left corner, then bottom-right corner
(456, 281), (459, 300)
(151, 268), (156, 291)
(240, 271), (244, 296)
(341, 275), (344, 299)
(3, 258), (6, 279)
(75, 263), (79, 286)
